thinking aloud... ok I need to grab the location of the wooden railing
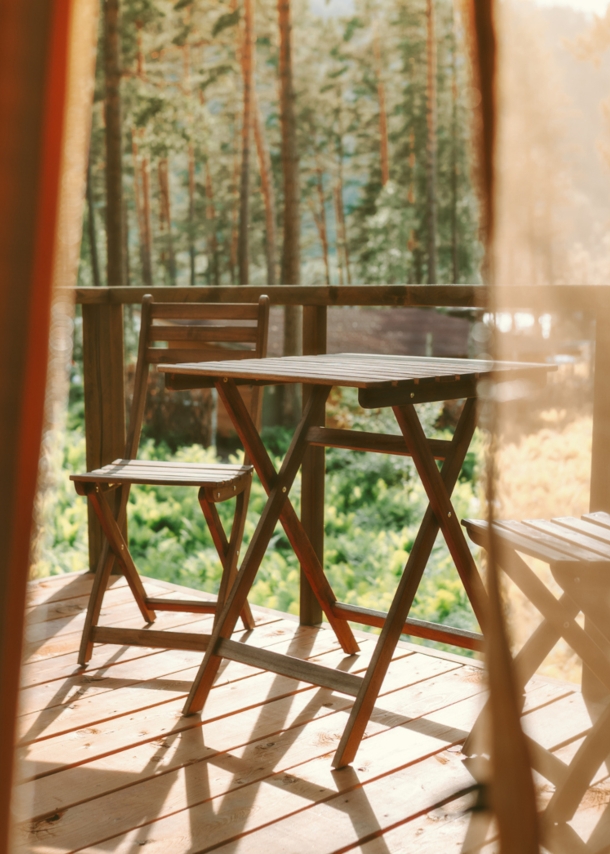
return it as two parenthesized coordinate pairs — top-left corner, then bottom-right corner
(74, 284), (610, 625)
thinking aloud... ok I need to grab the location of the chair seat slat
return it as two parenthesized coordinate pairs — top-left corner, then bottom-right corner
(521, 519), (610, 560)
(463, 518), (577, 564)
(552, 517), (610, 546)
(71, 459), (252, 487)
(582, 511), (610, 531)
(496, 520), (606, 563)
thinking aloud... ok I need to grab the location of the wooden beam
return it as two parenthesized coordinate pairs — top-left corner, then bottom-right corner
(591, 310), (610, 513)
(331, 602), (484, 652)
(70, 283), (610, 313)
(72, 284), (488, 308)
(92, 626), (210, 652)
(217, 637), (362, 695)
(306, 426), (451, 459)
(82, 303), (126, 571)
(300, 305), (327, 626)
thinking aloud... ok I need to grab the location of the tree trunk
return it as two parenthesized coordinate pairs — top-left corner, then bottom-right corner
(131, 130), (153, 288)
(407, 130), (415, 204)
(312, 168), (330, 285)
(451, 7), (459, 284)
(373, 23), (389, 186)
(238, 0), (254, 285)
(183, 44), (197, 286)
(278, 0), (301, 422)
(205, 162), (220, 286)
(229, 145), (239, 284)
(104, 0), (125, 287)
(86, 159), (102, 287)
(141, 156), (153, 284)
(426, 0), (437, 284)
(253, 90), (277, 285)
(158, 157), (176, 285)
(188, 143), (196, 286)
(334, 99), (351, 285)
(278, 0), (300, 286)
(136, 21), (145, 79)
(334, 180), (351, 285)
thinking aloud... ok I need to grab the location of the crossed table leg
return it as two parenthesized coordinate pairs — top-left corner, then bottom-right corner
(183, 381), (488, 768)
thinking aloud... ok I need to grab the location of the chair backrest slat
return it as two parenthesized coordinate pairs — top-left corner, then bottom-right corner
(126, 294), (269, 461)
(146, 346), (255, 364)
(150, 303), (260, 321)
(149, 325), (260, 344)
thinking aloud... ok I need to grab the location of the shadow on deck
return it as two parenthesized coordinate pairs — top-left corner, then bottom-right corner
(12, 572), (604, 853)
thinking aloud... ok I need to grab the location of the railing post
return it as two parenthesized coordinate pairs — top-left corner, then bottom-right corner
(300, 305), (327, 625)
(82, 302), (126, 571)
(590, 310), (610, 513)
(584, 310), (610, 705)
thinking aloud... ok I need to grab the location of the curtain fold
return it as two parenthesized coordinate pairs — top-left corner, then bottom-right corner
(0, 3), (98, 850)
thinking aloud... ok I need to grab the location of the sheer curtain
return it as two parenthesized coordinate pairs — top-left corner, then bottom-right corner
(0, 3), (98, 850)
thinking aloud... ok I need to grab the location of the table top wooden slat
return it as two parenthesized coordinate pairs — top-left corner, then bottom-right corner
(159, 353), (553, 390)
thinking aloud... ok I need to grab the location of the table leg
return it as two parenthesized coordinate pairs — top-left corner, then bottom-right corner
(218, 380), (358, 653)
(393, 402), (489, 629)
(332, 397), (478, 768)
(183, 381), (358, 716)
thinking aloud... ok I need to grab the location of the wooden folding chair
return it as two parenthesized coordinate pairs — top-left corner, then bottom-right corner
(72, 294), (269, 666)
(463, 512), (610, 840)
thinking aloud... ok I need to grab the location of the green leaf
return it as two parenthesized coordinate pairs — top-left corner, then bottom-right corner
(343, 17), (364, 42)
(212, 9), (240, 38)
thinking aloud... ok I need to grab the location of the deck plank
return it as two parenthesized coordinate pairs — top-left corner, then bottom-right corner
(18, 616), (312, 746)
(20, 649), (457, 825)
(14, 573), (602, 854)
(24, 672), (568, 852)
(19, 675), (482, 853)
(18, 614), (287, 717)
(25, 573), (125, 608)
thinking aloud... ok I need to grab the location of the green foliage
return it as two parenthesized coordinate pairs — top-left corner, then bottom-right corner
(212, 9), (240, 38)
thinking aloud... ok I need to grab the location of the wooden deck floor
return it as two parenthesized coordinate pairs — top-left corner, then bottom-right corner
(12, 572), (608, 853)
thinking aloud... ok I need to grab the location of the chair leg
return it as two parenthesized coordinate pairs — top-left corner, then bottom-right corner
(86, 486), (156, 623)
(199, 486), (254, 631)
(224, 482), (254, 629)
(78, 539), (115, 665)
(545, 698), (610, 823)
(462, 589), (580, 757)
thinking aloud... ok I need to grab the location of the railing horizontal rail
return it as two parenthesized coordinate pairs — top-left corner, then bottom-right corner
(73, 284), (487, 308)
(70, 284), (610, 311)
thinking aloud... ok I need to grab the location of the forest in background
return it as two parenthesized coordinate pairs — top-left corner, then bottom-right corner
(80, 0), (482, 300)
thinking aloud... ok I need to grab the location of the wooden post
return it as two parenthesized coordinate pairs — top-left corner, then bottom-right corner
(82, 303), (126, 571)
(590, 310), (610, 513)
(584, 310), (610, 705)
(300, 305), (327, 625)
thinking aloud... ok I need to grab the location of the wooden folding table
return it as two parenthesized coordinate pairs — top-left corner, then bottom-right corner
(160, 353), (552, 767)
